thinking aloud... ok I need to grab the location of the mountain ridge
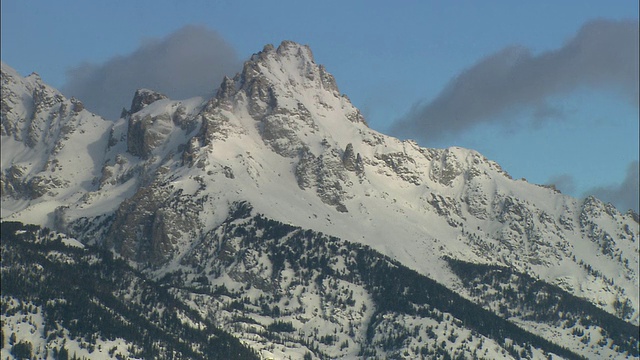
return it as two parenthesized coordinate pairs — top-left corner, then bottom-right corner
(1, 41), (639, 358)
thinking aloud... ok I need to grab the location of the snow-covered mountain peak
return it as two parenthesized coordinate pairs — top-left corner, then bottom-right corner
(1, 63), (72, 141)
(244, 41), (319, 82)
(1, 63), (113, 212)
(192, 41), (366, 158)
(2, 39), (639, 338)
(239, 40), (342, 101)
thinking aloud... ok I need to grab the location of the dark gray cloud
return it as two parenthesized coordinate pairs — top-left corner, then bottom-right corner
(585, 161), (639, 213)
(391, 19), (639, 141)
(546, 174), (577, 195)
(62, 25), (241, 119)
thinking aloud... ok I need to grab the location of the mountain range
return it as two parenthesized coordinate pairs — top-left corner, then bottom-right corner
(1, 41), (638, 359)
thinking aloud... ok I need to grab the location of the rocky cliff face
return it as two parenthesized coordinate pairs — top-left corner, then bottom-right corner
(1, 39), (638, 346)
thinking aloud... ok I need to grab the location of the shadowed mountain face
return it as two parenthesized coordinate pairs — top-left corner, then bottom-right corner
(1, 42), (638, 359)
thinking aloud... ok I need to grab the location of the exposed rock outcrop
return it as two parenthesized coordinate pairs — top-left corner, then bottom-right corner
(105, 184), (202, 266)
(129, 89), (168, 114)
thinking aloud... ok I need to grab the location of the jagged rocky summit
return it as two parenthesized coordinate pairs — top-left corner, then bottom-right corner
(1, 42), (638, 359)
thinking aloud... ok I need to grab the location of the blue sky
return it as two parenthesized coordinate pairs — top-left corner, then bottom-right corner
(2, 1), (638, 211)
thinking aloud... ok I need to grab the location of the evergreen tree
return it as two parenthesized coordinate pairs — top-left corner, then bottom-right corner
(10, 340), (33, 359)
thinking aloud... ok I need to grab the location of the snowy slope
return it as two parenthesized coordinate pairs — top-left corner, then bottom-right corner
(1, 61), (113, 225)
(1, 39), (638, 337)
